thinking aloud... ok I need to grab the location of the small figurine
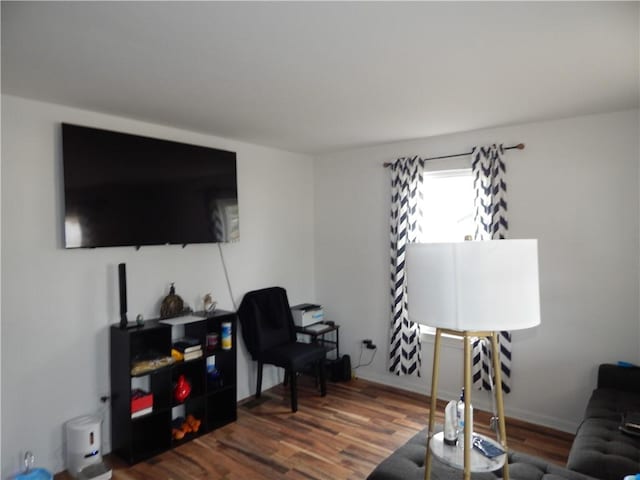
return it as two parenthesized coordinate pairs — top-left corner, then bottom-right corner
(203, 293), (217, 313)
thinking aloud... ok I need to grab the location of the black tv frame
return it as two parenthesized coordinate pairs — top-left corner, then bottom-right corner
(61, 123), (239, 249)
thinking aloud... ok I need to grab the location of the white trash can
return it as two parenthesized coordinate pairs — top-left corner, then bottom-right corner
(65, 415), (111, 479)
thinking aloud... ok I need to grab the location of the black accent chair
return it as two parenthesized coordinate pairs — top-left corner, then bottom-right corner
(238, 286), (327, 412)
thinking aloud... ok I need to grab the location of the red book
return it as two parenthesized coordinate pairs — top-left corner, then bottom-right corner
(131, 389), (153, 413)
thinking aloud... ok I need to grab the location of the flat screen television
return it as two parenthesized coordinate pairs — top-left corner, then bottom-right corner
(62, 123), (239, 248)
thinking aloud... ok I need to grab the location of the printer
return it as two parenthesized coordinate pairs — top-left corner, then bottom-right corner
(290, 303), (324, 327)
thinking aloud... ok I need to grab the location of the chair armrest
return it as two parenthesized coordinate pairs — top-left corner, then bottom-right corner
(597, 363), (640, 393)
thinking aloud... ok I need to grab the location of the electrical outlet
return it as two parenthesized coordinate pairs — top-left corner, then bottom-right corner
(366, 343), (377, 350)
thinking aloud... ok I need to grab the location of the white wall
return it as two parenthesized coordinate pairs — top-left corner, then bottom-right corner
(2, 97), (638, 477)
(0, 95), (316, 477)
(314, 109), (640, 433)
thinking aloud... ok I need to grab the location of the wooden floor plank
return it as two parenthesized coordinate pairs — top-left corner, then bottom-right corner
(54, 377), (573, 479)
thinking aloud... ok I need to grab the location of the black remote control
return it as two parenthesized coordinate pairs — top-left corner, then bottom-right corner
(472, 435), (505, 458)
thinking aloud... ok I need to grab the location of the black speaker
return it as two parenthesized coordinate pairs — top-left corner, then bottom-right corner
(329, 355), (352, 382)
(118, 263), (128, 328)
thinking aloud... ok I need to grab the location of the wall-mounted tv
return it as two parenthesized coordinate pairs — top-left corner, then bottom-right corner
(62, 123), (239, 249)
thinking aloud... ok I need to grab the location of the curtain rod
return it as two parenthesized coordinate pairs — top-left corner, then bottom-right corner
(382, 143), (525, 168)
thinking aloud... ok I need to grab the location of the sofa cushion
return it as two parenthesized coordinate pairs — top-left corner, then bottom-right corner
(597, 364), (640, 393)
(567, 417), (640, 480)
(585, 389), (640, 420)
(368, 428), (598, 480)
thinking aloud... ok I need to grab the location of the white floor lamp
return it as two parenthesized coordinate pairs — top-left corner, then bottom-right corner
(406, 240), (541, 480)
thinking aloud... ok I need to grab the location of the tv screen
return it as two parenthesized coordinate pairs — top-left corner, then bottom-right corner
(62, 124), (239, 248)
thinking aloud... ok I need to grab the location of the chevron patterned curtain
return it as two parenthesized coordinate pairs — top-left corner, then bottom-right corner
(389, 156), (424, 377)
(470, 144), (513, 394)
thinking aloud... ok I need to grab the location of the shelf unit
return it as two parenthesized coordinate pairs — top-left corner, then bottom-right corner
(295, 322), (340, 360)
(110, 310), (237, 464)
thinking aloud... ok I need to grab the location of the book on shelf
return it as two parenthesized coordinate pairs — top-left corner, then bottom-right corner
(131, 406), (153, 418)
(173, 337), (201, 354)
(183, 349), (203, 361)
(131, 389), (153, 416)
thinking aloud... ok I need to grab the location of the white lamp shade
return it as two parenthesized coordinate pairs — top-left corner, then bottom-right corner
(406, 240), (541, 331)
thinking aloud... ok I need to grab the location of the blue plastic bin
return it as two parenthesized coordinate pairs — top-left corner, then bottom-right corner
(14, 468), (53, 480)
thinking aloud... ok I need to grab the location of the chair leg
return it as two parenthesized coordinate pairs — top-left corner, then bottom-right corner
(256, 361), (263, 399)
(283, 370), (289, 386)
(289, 369), (298, 412)
(318, 360), (327, 397)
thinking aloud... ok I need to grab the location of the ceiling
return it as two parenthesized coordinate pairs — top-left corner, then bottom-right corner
(2, 1), (639, 155)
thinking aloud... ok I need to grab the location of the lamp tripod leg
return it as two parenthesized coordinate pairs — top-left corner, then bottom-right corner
(463, 333), (472, 480)
(424, 329), (442, 480)
(490, 332), (510, 480)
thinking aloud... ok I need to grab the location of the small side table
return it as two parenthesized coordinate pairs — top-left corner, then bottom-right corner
(429, 432), (506, 473)
(295, 322), (340, 360)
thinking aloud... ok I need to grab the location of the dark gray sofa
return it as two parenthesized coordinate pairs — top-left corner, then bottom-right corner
(367, 427), (597, 480)
(566, 363), (640, 480)
(368, 363), (640, 480)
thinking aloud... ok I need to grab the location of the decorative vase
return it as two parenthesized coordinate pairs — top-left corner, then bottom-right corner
(161, 283), (184, 318)
(174, 374), (191, 403)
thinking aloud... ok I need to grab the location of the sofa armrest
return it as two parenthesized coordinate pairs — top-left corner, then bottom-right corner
(597, 363), (640, 393)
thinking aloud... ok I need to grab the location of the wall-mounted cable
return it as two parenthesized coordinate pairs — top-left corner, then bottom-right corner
(218, 243), (237, 310)
(353, 340), (377, 369)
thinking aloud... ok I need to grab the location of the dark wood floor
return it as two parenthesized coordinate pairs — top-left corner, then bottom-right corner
(56, 378), (574, 479)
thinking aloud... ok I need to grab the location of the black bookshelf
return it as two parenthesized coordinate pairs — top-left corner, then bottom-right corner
(110, 310), (237, 464)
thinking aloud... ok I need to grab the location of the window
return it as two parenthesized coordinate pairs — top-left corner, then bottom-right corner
(420, 169), (474, 242)
(418, 169), (474, 334)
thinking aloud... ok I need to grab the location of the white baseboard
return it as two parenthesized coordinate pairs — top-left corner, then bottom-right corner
(354, 370), (578, 434)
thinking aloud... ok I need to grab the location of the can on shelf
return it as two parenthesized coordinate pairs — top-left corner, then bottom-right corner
(206, 332), (219, 350)
(221, 322), (232, 350)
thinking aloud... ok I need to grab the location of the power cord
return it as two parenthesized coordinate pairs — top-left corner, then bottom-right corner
(218, 243), (237, 310)
(353, 341), (377, 369)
